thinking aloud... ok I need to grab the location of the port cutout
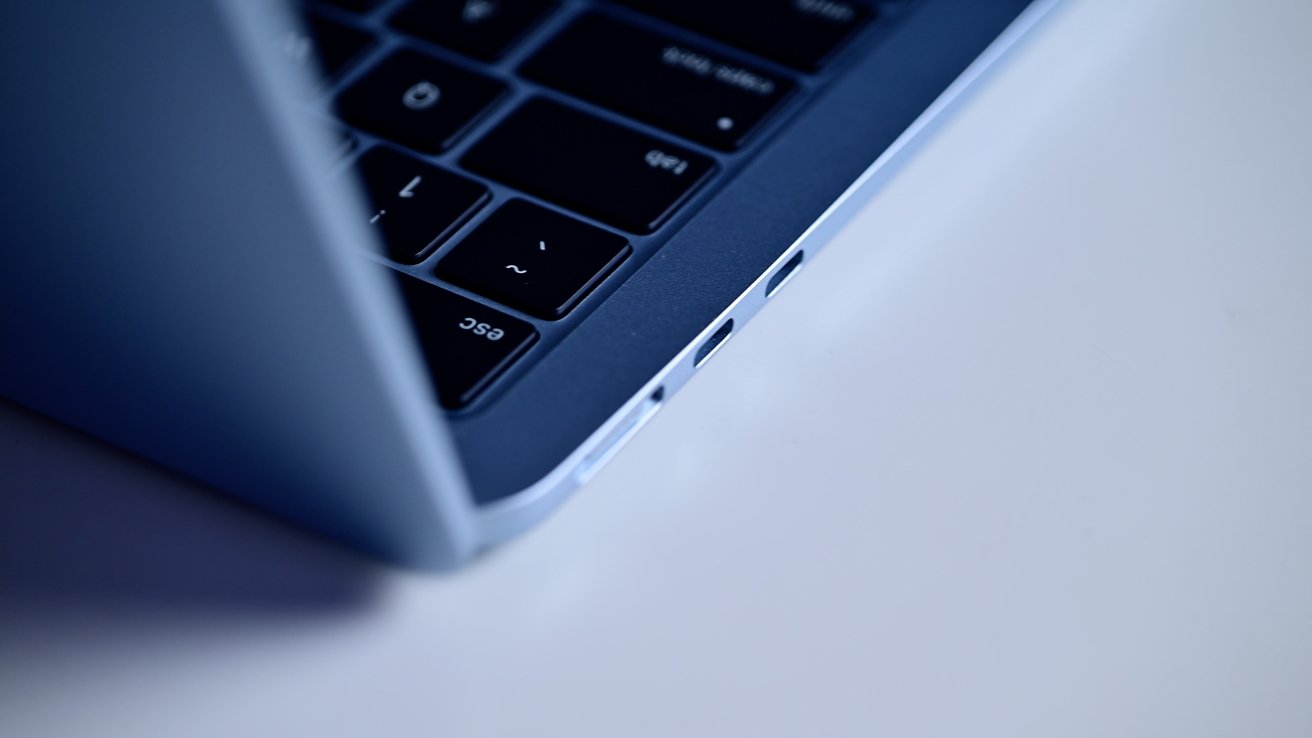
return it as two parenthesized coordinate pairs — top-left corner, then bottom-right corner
(575, 386), (665, 484)
(765, 250), (805, 298)
(693, 319), (734, 368)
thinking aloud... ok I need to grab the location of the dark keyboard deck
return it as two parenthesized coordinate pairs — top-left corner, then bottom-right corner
(289, 0), (894, 409)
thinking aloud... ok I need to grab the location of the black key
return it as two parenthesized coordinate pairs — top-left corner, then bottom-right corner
(337, 50), (507, 153)
(611, 0), (873, 72)
(351, 147), (489, 263)
(437, 200), (630, 319)
(462, 98), (715, 233)
(319, 0), (386, 12)
(392, 274), (537, 408)
(523, 14), (795, 150)
(280, 13), (375, 80)
(391, 0), (557, 62)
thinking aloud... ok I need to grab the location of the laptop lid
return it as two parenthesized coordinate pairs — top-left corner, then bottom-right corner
(0, 0), (476, 566)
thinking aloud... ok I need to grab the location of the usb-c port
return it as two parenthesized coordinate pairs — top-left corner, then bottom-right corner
(693, 320), (734, 368)
(765, 251), (804, 298)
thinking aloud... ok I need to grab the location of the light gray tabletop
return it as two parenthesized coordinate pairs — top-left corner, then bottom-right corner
(4, 0), (1311, 735)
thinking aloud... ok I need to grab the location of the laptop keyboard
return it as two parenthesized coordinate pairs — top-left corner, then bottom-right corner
(291, 0), (892, 409)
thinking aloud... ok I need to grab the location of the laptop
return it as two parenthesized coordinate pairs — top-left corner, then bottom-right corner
(0, 0), (1061, 567)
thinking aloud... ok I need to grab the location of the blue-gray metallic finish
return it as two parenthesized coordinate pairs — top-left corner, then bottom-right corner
(0, 1), (477, 567)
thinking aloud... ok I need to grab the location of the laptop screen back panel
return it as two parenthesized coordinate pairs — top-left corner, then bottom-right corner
(0, 1), (476, 567)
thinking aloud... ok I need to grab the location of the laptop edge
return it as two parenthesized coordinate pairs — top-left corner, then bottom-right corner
(0, 0), (1066, 567)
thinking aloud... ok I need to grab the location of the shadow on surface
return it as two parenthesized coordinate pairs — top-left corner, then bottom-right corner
(0, 399), (382, 619)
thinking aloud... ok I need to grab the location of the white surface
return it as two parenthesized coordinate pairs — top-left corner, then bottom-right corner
(4, 0), (1312, 735)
